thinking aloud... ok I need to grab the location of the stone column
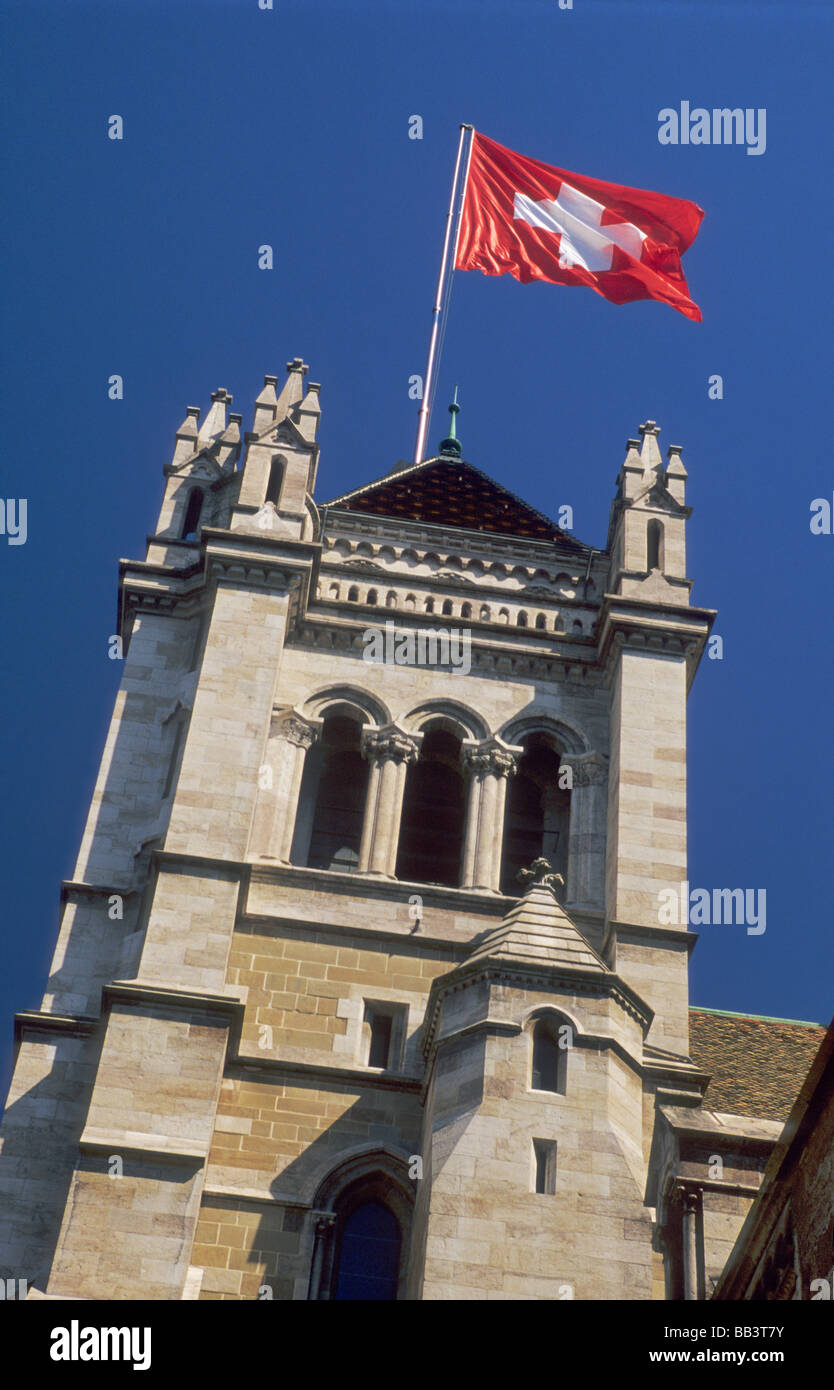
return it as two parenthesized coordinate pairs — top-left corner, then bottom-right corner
(681, 1187), (703, 1300)
(308, 1211), (337, 1300)
(461, 740), (520, 892)
(249, 711), (319, 862)
(560, 750), (608, 909)
(358, 725), (421, 877)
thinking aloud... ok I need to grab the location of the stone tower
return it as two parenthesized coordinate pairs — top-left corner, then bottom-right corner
(1, 362), (738, 1300)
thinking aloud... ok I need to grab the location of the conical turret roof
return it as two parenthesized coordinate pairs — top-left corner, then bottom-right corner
(467, 865), (608, 975)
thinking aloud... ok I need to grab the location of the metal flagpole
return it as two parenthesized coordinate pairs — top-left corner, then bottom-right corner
(413, 123), (474, 464)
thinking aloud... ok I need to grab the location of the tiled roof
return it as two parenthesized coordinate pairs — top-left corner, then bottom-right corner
(328, 458), (588, 550)
(689, 1008), (827, 1122)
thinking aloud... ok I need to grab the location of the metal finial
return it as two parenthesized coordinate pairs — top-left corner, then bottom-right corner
(438, 386), (462, 457)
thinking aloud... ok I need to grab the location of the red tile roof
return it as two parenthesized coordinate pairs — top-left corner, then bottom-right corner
(330, 458), (588, 550)
(689, 1008), (827, 1122)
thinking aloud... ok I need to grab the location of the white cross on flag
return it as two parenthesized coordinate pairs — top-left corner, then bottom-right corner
(456, 132), (704, 320)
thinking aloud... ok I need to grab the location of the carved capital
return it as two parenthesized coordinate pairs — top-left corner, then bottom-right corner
(462, 739), (519, 780)
(312, 1211), (337, 1238)
(276, 714), (318, 750)
(361, 725), (420, 766)
(561, 751), (608, 787)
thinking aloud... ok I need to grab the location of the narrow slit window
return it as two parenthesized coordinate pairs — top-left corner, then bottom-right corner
(533, 1139), (557, 1195)
(265, 457), (284, 506)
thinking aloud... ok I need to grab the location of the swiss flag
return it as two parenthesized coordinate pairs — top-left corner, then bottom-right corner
(456, 132), (704, 321)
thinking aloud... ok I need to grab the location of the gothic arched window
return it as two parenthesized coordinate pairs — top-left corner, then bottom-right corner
(531, 1016), (568, 1094)
(181, 487), (204, 540)
(396, 726), (465, 887)
(333, 1201), (402, 1301)
(501, 736), (570, 893)
(294, 714), (369, 872)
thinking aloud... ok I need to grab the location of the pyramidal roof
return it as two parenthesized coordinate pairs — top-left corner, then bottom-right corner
(326, 456), (588, 552)
(467, 878), (608, 976)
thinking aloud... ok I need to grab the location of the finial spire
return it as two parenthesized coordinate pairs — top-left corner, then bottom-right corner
(438, 386), (462, 457)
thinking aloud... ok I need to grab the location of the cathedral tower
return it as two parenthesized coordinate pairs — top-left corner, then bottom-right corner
(0, 364), (733, 1300)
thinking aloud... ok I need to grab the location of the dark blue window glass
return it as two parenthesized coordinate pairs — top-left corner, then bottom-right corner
(333, 1201), (401, 1301)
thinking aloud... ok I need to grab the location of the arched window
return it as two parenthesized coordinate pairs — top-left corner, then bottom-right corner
(405, 593), (416, 611)
(328, 583), (340, 600)
(535, 613), (547, 630)
(517, 611), (528, 628)
(531, 1016), (568, 1094)
(396, 726), (465, 887)
(424, 597), (435, 613)
(461, 602), (472, 619)
(647, 518), (664, 571)
(333, 1201), (402, 1301)
(386, 591), (398, 609)
(442, 599), (453, 616)
(572, 619), (583, 634)
(293, 714), (369, 872)
(181, 487), (204, 540)
(480, 605), (490, 622)
(367, 589), (378, 605)
(347, 586), (359, 602)
(265, 457), (284, 506)
(498, 608), (510, 625)
(310, 1164), (414, 1302)
(501, 736), (570, 893)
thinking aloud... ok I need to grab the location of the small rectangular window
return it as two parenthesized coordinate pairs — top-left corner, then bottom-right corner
(363, 1002), (407, 1071)
(533, 1139), (557, 1195)
(368, 1012), (392, 1068)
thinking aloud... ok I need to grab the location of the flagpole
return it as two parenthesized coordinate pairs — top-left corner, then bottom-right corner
(414, 123), (474, 464)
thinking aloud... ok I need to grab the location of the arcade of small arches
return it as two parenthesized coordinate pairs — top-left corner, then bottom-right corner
(250, 692), (608, 899)
(316, 580), (589, 635)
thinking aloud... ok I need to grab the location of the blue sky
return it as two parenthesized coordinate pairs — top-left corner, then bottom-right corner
(1, 0), (832, 1097)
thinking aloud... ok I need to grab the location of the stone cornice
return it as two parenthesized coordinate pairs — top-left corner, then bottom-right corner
(247, 858), (514, 918)
(59, 879), (141, 903)
(324, 506), (598, 566)
(201, 1184), (310, 1210)
(103, 980), (246, 1055)
(604, 919), (699, 953)
(598, 593), (715, 690)
(228, 1053), (423, 1093)
(421, 956), (654, 1060)
(78, 1127), (207, 1164)
(238, 911), (470, 955)
(14, 1010), (98, 1044)
(292, 617), (604, 687)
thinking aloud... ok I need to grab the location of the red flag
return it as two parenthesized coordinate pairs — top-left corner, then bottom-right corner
(456, 132), (704, 321)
